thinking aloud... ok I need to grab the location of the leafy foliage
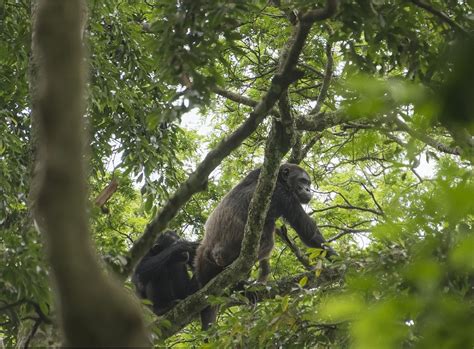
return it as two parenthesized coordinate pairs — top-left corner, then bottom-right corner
(1, 0), (473, 347)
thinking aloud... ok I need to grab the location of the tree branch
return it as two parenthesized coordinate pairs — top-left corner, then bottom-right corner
(296, 110), (348, 131)
(311, 204), (383, 216)
(391, 116), (462, 156)
(94, 178), (118, 209)
(310, 40), (334, 115)
(326, 227), (370, 242)
(358, 181), (384, 216)
(24, 318), (42, 349)
(300, 0), (339, 23)
(410, 0), (469, 36)
(226, 264), (344, 307)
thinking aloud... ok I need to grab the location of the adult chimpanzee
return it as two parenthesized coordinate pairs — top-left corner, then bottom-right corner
(132, 230), (199, 316)
(195, 163), (336, 329)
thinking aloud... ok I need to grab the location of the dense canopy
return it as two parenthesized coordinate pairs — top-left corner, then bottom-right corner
(0, 0), (473, 347)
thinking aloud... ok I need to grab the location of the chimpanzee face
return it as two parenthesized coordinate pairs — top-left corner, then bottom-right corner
(280, 164), (313, 204)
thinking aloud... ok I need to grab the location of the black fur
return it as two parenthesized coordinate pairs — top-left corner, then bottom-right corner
(132, 231), (199, 315)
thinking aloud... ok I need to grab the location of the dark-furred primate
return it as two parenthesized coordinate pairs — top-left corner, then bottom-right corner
(132, 230), (199, 315)
(195, 163), (336, 329)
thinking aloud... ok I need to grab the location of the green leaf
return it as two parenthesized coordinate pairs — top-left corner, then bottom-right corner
(298, 276), (308, 287)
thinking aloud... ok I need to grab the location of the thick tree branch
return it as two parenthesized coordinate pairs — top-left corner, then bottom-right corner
(288, 131), (304, 164)
(296, 110), (348, 131)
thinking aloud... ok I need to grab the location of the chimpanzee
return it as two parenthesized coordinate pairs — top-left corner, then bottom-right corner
(195, 163), (336, 329)
(132, 230), (199, 315)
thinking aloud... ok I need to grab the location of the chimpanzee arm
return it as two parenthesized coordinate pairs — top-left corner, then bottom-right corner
(185, 241), (200, 270)
(283, 203), (326, 247)
(277, 193), (337, 258)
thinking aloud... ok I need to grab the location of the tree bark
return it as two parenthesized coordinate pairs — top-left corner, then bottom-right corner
(31, 0), (149, 346)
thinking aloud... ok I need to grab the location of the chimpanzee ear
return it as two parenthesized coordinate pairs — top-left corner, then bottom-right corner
(281, 167), (290, 181)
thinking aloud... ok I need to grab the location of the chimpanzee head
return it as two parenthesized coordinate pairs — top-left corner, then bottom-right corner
(279, 163), (313, 204)
(151, 230), (180, 255)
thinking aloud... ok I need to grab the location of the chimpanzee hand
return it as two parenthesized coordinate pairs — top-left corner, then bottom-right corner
(323, 244), (338, 260)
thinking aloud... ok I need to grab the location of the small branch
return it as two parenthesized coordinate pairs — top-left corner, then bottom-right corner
(289, 38), (333, 165)
(358, 181), (384, 216)
(289, 131), (322, 165)
(0, 299), (52, 324)
(311, 204), (383, 216)
(94, 178), (118, 209)
(24, 318), (42, 349)
(391, 116), (461, 156)
(382, 131), (407, 147)
(410, 0), (469, 36)
(300, 133), (323, 159)
(310, 40), (333, 115)
(326, 227), (370, 242)
(107, 219), (135, 245)
(27, 300), (52, 324)
(411, 167), (424, 182)
(212, 86), (259, 109)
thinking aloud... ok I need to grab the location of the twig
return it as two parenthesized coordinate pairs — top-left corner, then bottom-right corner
(24, 318), (42, 349)
(391, 116), (461, 156)
(310, 40), (333, 115)
(311, 204), (383, 216)
(358, 181), (384, 216)
(327, 227), (370, 242)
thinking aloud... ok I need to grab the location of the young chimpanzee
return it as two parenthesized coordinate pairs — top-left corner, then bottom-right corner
(132, 230), (199, 315)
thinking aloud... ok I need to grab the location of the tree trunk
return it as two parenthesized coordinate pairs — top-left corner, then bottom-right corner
(30, 0), (149, 346)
